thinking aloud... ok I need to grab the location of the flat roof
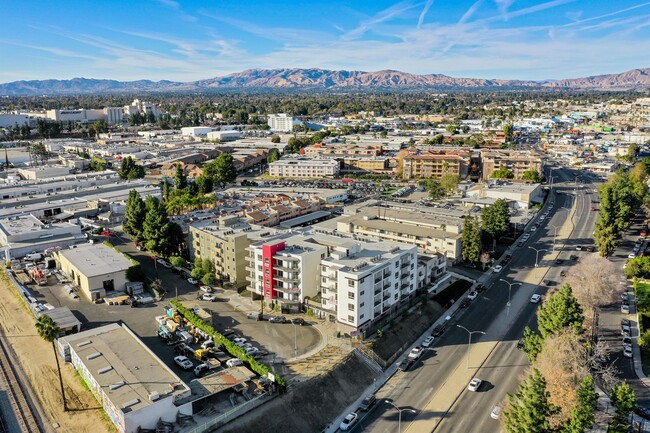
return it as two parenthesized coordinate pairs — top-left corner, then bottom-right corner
(61, 324), (189, 413)
(0, 214), (43, 237)
(279, 211), (331, 228)
(344, 214), (462, 240)
(40, 306), (81, 330)
(58, 243), (133, 277)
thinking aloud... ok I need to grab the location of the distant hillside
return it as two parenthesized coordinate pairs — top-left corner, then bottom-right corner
(1, 67), (649, 95)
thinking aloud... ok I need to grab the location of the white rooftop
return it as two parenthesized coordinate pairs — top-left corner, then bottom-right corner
(58, 243), (133, 277)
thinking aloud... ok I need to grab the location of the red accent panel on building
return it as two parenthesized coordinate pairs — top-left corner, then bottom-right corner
(262, 241), (285, 299)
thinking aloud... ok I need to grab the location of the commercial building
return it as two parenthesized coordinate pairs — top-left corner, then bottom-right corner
(0, 214), (85, 260)
(464, 182), (544, 209)
(267, 114), (298, 132)
(333, 201), (463, 263)
(268, 157), (340, 178)
(206, 130), (241, 142)
(180, 127), (213, 138)
(480, 150), (544, 181)
(55, 243), (133, 301)
(18, 165), (72, 180)
(57, 323), (192, 433)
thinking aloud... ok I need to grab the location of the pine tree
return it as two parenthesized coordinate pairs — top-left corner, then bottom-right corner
(173, 163), (187, 190)
(124, 189), (146, 241)
(142, 196), (171, 257)
(610, 381), (635, 421)
(211, 153), (238, 188)
(482, 199), (510, 240)
(461, 216), (481, 263)
(503, 368), (556, 433)
(537, 284), (584, 338)
(564, 375), (598, 433)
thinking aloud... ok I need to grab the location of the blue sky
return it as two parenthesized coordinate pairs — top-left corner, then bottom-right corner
(2, 0), (650, 83)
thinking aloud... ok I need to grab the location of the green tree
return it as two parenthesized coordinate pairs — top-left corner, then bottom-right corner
(610, 381), (635, 422)
(425, 179), (444, 200)
(503, 123), (514, 142)
(594, 223), (617, 257)
(206, 153), (237, 188)
(522, 170), (542, 182)
(191, 258), (205, 279)
(537, 284), (584, 339)
(173, 163), (187, 190)
(169, 256), (187, 269)
(482, 199), (510, 240)
(440, 174), (461, 195)
(461, 216), (481, 263)
(202, 272), (217, 286)
(491, 168), (515, 179)
(118, 156), (145, 180)
(267, 149), (280, 163)
(162, 178), (171, 200)
(270, 135), (281, 143)
(564, 375), (598, 433)
(522, 326), (543, 362)
(36, 315), (67, 411)
(124, 189), (146, 242)
(195, 175), (214, 195)
(167, 222), (185, 257)
(502, 368), (556, 433)
(142, 196), (172, 257)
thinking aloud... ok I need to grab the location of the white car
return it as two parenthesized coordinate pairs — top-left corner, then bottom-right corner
(408, 346), (424, 360)
(531, 226), (537, 232)
(491, 405), (501, 420)
(493, 265), (503, 273)
(226, 358), (243, 368)
(467, 290), (478, 301)
(623, 345), (633, 358)
(468, 378), (482, 392)
(201, 293), (217, 302)
(200, 285), (213, 293)
(530, 294), (541, 304)
(340, 413), (358, 431)
(628, 253), (637, 259)
(622, 304), (631, 314)
(174, 355), (193, 370)
(187, 277), (198, 285)
(422, 336), (434, 347)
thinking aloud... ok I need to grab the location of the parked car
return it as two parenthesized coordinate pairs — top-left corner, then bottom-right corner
(432, 325), (446, 337)
(623, 345), (633, 358)
(530, 294), (542, 304)
(398, 358), (413, 371)
(467, 290), (478, 301)
(475, 284), (485, 293)
(101, 230), (116, 237)
(621, 318), (631, 329)
(493, 265), (503, 273)
(226, 358), (243, 368)
(468, 378), (482, 392)
(635, 406), (650, 420)
(269, 316), (287, 324)
(622, 304), (631, 314)
(622, 325), (631, 337)
(187, 277), (198, 285)
(200, 286), (213, 293)
(174, 356), (193, 370)
(247, 311), (262, 320)
(623, 336), (633, 345)
(422, 336), (434, 347)
(201, 293), (217, 302)
(575, 246), (583, 251)
(491, 405), (501, 420)
(408, 346), (424, 361)
(459, 299), (471, 308)
(340, 413), (358, 431)
(359, 394), (377, 411)
(560, 271), (567, 277)
(291, 318), (306, 326)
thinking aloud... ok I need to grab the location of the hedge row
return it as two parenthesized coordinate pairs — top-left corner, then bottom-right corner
(169, 300), (286, 388)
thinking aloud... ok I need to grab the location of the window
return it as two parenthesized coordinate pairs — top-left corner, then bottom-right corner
(360, 314), (364, 319)
(348, 303), (355, 311)
(360, 290), (365, 296)
(322, 277), (327, 283)
(348, 292), (355, 300)
(347, 279), (355, 288)
(360, 302), (365, 307)
(348, 315), (355, 323)
(359, 277), (366, 284)
(394, 271), (399, 278)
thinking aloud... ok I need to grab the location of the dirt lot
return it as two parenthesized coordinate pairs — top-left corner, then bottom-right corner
(0, 270), (114, 433)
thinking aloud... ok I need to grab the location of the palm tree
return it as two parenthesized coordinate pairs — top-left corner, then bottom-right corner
(35, 315), (66, 411)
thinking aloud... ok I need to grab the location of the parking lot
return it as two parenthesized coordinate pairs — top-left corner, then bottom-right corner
(17, 234), (322, 384)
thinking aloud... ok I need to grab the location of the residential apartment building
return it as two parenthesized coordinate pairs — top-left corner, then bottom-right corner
(401, 149), (472, 179)
(480, 150), (544, 181)
(303, 143), (383, 157)
(267, 114), (297, 132)
(319, 239), (418, 333)
(188, 216), (277, 288)
(246, 234), (328, 305)
(268, 157), (340, 178)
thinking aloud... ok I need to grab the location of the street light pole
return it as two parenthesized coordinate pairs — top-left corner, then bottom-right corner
(456, 325), (486, 369)
(291, 322), (298, 357)
(527, 246), (547, 268)
(499, 279), (522, 315)
(385, 400), (417, 433)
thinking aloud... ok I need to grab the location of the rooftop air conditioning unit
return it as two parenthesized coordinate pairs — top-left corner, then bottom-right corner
(148, 391), (160, 401)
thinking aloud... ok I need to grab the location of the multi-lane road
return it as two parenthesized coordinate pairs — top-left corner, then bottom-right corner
(355, 166), (602, 433)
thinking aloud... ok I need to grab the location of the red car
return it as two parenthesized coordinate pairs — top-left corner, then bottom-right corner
(101, 230), (116, 237)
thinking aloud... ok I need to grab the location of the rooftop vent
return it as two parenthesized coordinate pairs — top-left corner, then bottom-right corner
(87, 352), (101, 360)
(148, 391), (160, 401)
(122, 398), (140, 409)
(110, 381), (125, 391)
(77, 340), (92, 348)
(97, 366), (113, 374)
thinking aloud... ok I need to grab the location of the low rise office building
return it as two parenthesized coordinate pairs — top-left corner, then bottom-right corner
(268, 157), (340, 178)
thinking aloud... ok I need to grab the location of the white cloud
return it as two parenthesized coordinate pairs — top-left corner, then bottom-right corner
(459, 0), (484, 24)
(417, 0), (434, 29)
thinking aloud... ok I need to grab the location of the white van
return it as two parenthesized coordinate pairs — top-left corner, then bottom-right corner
(25, 253), (42, 261)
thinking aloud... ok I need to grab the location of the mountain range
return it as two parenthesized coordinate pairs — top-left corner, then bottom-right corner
(1, 67), (650, 96)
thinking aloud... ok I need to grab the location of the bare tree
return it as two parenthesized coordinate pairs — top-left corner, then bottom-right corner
(564, 255), (622, 328)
